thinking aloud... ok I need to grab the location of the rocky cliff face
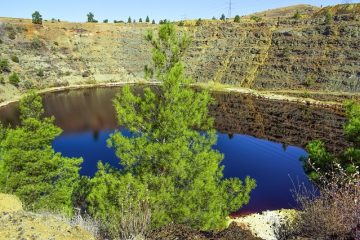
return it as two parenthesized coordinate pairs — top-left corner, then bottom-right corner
(0, 4), (359, 102)
(186, 4), (360, 92)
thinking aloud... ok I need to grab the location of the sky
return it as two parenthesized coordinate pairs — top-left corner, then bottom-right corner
(0, 0), (358, 23)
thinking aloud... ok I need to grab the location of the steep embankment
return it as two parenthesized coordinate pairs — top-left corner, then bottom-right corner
(186, 4), (360, 92)
(0, 4), (359, 103)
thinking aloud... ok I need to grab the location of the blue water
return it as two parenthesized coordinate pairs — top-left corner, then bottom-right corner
(53, 129), (311, 214)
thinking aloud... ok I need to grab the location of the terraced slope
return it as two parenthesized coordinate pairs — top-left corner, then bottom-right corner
(0, 4), (359, 103)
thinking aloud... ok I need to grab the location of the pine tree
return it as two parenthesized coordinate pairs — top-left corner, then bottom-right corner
(107, 23), (256, 230)
(87, 12), (96, 23)
(32, 11), (43, 25)
(0, 92), (82, 215)
(152, 19), (156, 24)
(220, 14), (226, 21)
(146, 16), (150, 23)
(128, 16), (132, 23)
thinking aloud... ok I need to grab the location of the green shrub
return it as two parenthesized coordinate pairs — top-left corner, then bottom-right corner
(82, 70), (90, 78)
(282, 47), (291, 57)
(31, 38), (42, 49)
(11, 55), (19, 63)
(52, 79), (69, 87)
(178, 21), (184, 26)
(9, 72), (20, 86)
(0, 59), (10, 73)
(0, 76), (5, 84)
(87, 164), (151, 239)
(0, 92), (82, 215)
(293, 10), (301, 20)
(304, 76), (315, 87)
(234, 15), (240, 23)
(250, 16), (262, 22)
(32, 11), (43, 25)
(0, 39), (3, 44)
(195, 18), (202, 26)
(8, 30), (16, 40)
(85, 78), (96, 85)
(37, 69), (44, 77)
(324, 11), (333, 25)
(16, 26), (27, 33)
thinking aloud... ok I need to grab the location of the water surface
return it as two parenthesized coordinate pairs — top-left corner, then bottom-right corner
(0, 86), (346, 214)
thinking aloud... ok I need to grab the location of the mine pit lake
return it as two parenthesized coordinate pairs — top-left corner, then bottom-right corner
(0, 86), (347, 214)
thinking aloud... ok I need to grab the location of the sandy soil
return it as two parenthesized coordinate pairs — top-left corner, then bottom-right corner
(0, 193), (96, 240)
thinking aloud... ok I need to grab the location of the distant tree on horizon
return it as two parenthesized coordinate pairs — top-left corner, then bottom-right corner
(146, 16), (150, 23)
(152, 19), (156, 24)
(159, 19), (168, 25)
(32, 11), (43, 25)
(234, 15), (240, 23)
(87, 12), (98, 23)
(139, 18), (143, 23)
(195, 18), (202, 26)
(220, 14), (226, 21)
(103, 19), (108, 23)
(128, 16), (132, 23)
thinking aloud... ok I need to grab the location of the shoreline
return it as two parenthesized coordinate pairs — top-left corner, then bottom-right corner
(230, 209), (298, 240)
(0, 81), (345, 110)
